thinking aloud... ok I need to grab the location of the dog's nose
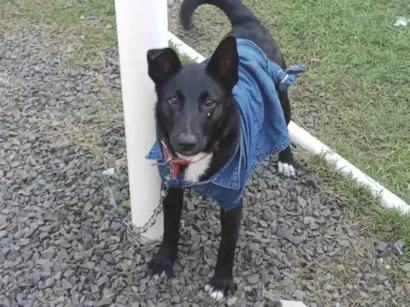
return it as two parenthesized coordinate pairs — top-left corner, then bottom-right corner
(177, 133), (197, 153)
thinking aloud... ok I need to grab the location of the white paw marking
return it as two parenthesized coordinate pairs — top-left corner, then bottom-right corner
(153, 271), (167, 280)
(211, 290), (224, 301)
(177, 152), (213, 182)
(278, 161), (295, 177)
(205, 284), (224, 301)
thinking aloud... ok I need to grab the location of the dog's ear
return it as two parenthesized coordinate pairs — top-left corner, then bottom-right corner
(147, 48), (182, 85)
(206, 36), (239, 88)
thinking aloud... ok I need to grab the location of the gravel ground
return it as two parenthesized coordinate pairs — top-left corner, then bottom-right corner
(0, 18), (409, 307)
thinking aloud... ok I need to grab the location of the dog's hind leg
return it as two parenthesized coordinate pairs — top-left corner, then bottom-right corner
(278, 90), (296, 177)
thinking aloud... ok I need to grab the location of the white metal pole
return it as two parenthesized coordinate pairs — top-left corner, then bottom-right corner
(115, 0), (168, 240)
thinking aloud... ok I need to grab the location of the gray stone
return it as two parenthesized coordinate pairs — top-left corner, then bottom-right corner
(249, 275), (259, 284)
(338, 240), (350, 248)
(376, 242), (389, 252)
(61, 279), (72, 290)
(2, 191), (13, 200)
(394, 240), (405, 256)
(297, 196), (307, 207)
(97, 275), (109, 287)
(227, 297), (238, 306)
(277, 227), (307, 245)
(0, 230), (7, 238)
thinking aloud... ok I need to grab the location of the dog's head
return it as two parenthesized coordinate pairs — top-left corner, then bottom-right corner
(147, 36), (239, 157)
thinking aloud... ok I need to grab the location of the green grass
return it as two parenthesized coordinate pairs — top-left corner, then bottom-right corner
(2, 0), (410, 248)
(173, 0), (410, 205)
(276, 0), (410, 205)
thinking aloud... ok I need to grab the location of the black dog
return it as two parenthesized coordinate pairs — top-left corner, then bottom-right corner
(145, 0), (305, 300)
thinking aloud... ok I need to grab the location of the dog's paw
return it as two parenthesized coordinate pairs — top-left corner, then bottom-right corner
(147, 246), (176, 279)
(278, 146), (296, 177)
(205, 275), (236, 301)
(278, 161), (295, 177)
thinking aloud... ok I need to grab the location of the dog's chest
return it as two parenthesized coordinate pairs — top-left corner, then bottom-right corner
(183, 153), (213, 183)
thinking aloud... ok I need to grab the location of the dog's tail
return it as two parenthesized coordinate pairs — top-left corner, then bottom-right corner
(180, 0), (259, 30)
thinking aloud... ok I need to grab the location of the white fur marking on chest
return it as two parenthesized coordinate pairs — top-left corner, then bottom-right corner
(178, 152), (213, 183)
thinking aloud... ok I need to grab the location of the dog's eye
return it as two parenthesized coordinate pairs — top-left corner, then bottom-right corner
(168, 96), (179, 106)
(204, 98), (215, 107)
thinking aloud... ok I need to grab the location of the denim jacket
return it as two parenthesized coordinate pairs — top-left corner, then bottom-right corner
(146, 39), (306, 210)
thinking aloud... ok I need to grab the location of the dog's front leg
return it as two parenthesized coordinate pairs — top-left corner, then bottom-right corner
(206, 200), (243, 300)
(148, 187), (183, 278)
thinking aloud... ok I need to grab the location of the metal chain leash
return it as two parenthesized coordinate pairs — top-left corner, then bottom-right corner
(123, 183), (186, 249)
(125, 184), (167, 238)
(102, 167), (186, 250)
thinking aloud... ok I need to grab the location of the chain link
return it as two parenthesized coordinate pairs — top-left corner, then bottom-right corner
(128, 184), (168, 235)
(124, 183), (186, 248)
(103, 167), (186, 249)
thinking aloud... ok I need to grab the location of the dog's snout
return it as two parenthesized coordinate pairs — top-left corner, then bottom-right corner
(177, 133), (197, 153)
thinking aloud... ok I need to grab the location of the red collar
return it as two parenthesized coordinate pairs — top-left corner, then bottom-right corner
(161, 140), (218, 179)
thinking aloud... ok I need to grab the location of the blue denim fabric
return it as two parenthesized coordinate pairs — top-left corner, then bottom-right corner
(146, 39), (306, 210)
